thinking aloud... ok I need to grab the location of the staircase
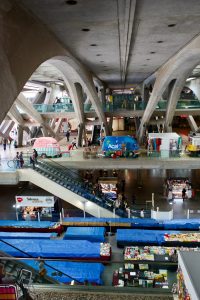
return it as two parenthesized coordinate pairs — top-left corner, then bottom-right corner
(33, 159), (126, 218)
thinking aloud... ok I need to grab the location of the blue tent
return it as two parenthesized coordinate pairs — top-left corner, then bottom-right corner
(102, 136), (139, 151)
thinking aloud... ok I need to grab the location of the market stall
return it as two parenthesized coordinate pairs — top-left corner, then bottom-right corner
(117, 229), (200, 247)
(64, 227), (106, 242)
(186, 133), (200, 157)
(102, 136), (139, 158)
(24, 261), (105, 285)
(166, 178), (193, 200)
(0, 220), (63, 233)
(0, 239), (111, 261)
(112, 265), (170, 289)
(147, 133), (182, 158)
(98, 177), (118, 200)
(15, 195), (55, 221)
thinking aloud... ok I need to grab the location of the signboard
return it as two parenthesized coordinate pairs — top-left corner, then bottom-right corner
(15, 196), (54, 207)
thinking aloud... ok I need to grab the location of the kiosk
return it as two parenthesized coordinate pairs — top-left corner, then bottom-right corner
(15, 195), (55, 221)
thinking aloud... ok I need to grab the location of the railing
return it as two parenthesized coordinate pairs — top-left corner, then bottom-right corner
(32, 98), (200, 114)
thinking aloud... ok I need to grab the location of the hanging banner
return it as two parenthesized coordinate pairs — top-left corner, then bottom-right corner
(15, 196), (54, 207)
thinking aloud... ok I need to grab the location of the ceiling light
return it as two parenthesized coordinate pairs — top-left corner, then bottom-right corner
(186, 77), (195, 82)
(100, 61), (104, 63)
(150, 52), (156, 54)
(90, 44), (97, 46)
(146, 58), (150, 61)
(168, 24), (176, 27)
(65, 0), (77, 4)
(81, 28), (90, 32)
(143, 64), (147, 66)
(157, 41), (163, 43)
(96, 54), (101, 56)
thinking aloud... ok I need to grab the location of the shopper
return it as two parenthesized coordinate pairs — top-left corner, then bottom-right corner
(19, 151), (24, 168)
(25, 211), (31, 221)
(66, 130), (70, 142)
(182, 188), (186, 201)
(14, 152), (20, 169)
(3, 138), (7, 151)
(72, 137), (78, 149)
(140, 208), (144, 218)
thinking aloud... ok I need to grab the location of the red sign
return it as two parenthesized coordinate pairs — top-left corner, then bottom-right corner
(16, 197), (23, 203)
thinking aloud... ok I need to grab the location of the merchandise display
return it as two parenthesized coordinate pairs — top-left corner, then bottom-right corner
(100, 243), (111, 259)
(112, 265), (169, 288)
(164, 233), (200, 243)
(186, 133), (200, 157)
(124, 246), (177, 262)
(147, 133), (182, 158)
(177, 267), (191, 300)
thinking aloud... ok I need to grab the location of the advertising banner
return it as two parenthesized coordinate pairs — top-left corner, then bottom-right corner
(15, 196), (54, 207)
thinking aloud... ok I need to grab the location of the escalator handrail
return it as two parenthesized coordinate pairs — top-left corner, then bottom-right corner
(0, 239), (81, 284)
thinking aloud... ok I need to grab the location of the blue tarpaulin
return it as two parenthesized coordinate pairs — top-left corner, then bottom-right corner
(23, 260), (104, 284)
(0, 221), (55, 228)
(102, 136), (139, 151)
(0, 239), (101, 258)
(63, 218), (200, 230)
(116, 229), (180, 245)
(0, 232), (51, 239)
(64, 227), (105, 242)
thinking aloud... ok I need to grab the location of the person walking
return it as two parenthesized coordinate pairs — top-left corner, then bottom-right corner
(3, 138), (7, 151)
(66, 130), (70, 142)
(140, 208), (144, 218)
(19, 151), (24, 168)
(72, 137), (78, 149)
(182, 188), (186, 201)
(14, 152), (20, 169)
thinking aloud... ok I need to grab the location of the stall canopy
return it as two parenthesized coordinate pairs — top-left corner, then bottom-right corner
(64, 227), (105, 242)
(102, 136), (139, 151)
(23, 260), (104, 284)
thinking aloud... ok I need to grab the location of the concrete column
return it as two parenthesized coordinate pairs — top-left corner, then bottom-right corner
(99, 87), (106, 110)
(165, 77), (188, 132)
(108, 117), (113, 135)
(186, 78), (200, 100)
(54, 118), (63, 135)
(17, 125), (24, 147)
(187, 115), (198, 132)
(77, 123), (84, 147)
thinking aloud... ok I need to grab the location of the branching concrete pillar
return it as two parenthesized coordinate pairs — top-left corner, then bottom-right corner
(187, 115), (198, 132)
(165, 77), (188, 132)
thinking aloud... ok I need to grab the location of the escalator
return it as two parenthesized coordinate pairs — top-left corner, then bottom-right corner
(92, 125), (101, 145)
(18, 159), (125, 218)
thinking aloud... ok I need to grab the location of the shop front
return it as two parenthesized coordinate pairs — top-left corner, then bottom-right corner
(15, 195), (55, 221)
(98, 177), (118, 201)
(167, 178), (193, 201)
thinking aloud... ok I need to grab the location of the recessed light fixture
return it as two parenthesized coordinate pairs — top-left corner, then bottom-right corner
(96, 54), (101, 56)
(157, 40), (163, 43)
(65, 0), (77, 5)
(100, 61), (104, 63)
(168, 23), (176, 27)
(146, 58), (150, 60)
(150, 51), (156, 54)
(81, 28), (90, 32)
(90, 44), (97, 46)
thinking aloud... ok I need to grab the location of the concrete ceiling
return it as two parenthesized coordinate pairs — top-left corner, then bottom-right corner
(18, 0), (200, 88)
(30, 63), (64, 83)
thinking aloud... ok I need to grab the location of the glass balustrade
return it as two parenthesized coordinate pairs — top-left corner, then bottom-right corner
(33, 98), (200, 114)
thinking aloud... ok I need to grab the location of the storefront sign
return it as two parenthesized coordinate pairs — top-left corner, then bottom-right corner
(15, 196), (54, 207)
